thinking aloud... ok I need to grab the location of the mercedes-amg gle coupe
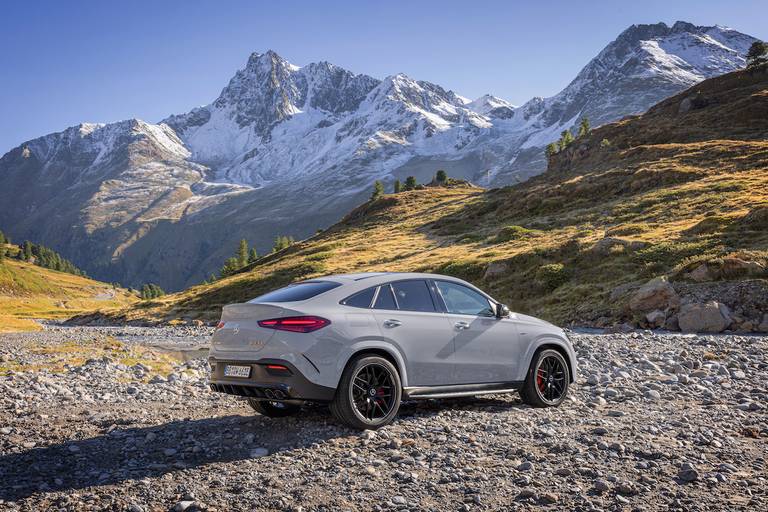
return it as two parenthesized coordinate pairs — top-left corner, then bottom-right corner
(209, 272), (576, 429)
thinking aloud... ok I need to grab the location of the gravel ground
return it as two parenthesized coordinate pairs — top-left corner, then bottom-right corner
(0, 326), (766, 511)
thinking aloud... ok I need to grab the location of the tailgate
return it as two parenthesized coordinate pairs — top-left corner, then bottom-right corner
(212, 303), (288, 352)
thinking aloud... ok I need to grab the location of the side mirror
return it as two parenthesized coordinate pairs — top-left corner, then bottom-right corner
(496, 303), (510, 318)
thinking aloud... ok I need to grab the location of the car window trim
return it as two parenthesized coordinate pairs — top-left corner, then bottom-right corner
(340, 285), (377, 308)
(433, 279), (496, 317)
(372, 283), (399, 311)
(388, 279), (440, 313)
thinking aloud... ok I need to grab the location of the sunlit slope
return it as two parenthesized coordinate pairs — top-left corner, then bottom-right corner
(110, 67), (768, 327)
(0, 253), (137, 331)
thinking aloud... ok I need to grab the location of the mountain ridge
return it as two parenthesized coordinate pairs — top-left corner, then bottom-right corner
(0, 21), (758, 291)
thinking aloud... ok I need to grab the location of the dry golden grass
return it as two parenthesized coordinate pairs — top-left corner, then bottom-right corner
(0, 256), (137, 332)
(0, 337), (179, 377)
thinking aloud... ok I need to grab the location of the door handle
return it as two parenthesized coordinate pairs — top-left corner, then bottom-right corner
(383, 319), (402, 328)
(454, 321), (470, 330)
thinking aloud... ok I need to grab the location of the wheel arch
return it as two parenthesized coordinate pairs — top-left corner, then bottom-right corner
(524, 338), (576, 383)
(336, 343), (409, 387)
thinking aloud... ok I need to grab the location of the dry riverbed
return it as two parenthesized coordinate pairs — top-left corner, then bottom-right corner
(0, 325), (766, 511)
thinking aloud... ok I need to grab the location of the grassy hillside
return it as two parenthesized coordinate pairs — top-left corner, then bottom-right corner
(105, 67), (768, 329)
(0, 247), (137, 331)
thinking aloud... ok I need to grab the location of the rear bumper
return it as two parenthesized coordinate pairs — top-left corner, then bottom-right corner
(208, 357), (335, 402)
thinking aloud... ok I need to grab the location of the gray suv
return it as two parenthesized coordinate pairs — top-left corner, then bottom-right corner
(209, 272), (576, 429)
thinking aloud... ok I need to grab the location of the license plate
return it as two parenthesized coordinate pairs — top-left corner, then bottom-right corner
(224, 365), (251, 378)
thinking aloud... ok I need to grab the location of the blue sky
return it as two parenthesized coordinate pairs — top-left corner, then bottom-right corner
(1, 0), (766, 154)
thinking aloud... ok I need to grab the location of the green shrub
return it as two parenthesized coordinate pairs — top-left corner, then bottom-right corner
(494, 225), (538, 243)
(535, 263), (571, 291)
(432, 260), (486, 283)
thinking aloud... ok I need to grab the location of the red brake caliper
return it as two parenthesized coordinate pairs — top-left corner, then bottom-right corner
(537, 368), (545, 391)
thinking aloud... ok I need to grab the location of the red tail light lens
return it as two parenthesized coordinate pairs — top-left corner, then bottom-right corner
(258, 316), (330, 333)
(215, 321), (225, 330)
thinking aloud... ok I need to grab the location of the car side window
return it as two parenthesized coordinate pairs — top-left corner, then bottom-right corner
(341, 287), (376, 308)
(391, 280), (436, 312)
(373, 284), (397, 310)
(436, 281), (494, 316)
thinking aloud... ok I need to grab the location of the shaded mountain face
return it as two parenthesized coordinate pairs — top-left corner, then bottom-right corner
(0, 22), (757, 291)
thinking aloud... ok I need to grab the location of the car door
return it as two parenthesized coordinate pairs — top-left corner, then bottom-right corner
(371, 279), (456, 386)
(434, 280), (523, 384)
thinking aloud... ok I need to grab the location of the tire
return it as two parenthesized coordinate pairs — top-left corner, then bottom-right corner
(332, 355), (402, 430)
(520, 349), (570, 407)
(247, 398), (301, 417)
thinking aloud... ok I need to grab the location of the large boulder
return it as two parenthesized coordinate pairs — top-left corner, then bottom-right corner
(678, 301), (732, 333)
(685, 257), (766, 282)
(629, 276), (680, 314)
(645, 310), (666, 328)
(759, 314), (768, 333)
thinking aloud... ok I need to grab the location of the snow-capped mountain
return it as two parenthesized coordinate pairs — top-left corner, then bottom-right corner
(0, 22), (757, 290)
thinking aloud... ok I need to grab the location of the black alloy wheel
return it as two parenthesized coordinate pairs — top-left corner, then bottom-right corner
(331, 355), (402, 430)
(520, 348), (570, 407)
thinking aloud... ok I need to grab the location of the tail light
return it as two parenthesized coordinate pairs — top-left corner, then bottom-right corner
(258, 316), (330, 333)
(264, 364), (292, 376)
(215, 321), (225, 330)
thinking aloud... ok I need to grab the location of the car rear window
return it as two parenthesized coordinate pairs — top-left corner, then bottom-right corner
(341, 287), (376, 308)
(250, 281), (341, 303)
(391, 280), (436, 312)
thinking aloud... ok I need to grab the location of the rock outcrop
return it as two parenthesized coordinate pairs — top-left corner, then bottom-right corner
(678, 301), (732, 333)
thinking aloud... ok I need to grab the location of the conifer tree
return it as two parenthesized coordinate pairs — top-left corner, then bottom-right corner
(578, 117), (591, 138)
(393, 180), (402, 194)
(237, 239), (249, 268)
(220, 257), (241, 278)
(404, 176), (417, 191)
(558, 130), (574, 151)
(22, 241), (33, 261)
(370, 180), (384, 201)
(435, 169), (447, 183)
(272, 235), (294, 253)
(248, 248), (259, 265)
(545, 143), (557, 158)
(746, 41), (768, 68)
(0, 231), (5, 245)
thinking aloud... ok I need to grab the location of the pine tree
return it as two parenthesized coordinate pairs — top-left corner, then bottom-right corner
(578, 117), (591, 138)
(248, 248), (259, 265)
(237, 239), (249, 268)
(393, 180), (402, 194)
(272, 235), (294, 253)
(746, 41), (768, 68)
(371, 180), (384, 201)
(22, 241), (33, 261)
(0, 230), (5, 245)
(545, 143), (558, 158)
(220, 257), (241, 278)
(435, 169), (447, 183)
(404, 176), (417, 191)
(209, 273), (217, 283)
(558, 130), (574, 151)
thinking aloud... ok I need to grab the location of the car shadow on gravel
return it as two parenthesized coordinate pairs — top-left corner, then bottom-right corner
(0, 395), (528, 502)
(0, 408), (342, 502)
